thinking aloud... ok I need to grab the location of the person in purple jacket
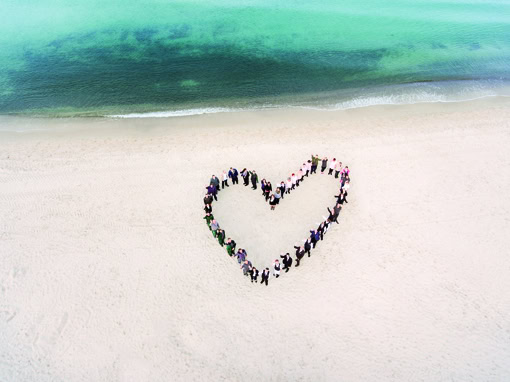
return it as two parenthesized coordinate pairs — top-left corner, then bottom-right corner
(206, 184), (218, 201)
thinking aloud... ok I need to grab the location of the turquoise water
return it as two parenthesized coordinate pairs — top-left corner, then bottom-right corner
(1, 0), (510, 116)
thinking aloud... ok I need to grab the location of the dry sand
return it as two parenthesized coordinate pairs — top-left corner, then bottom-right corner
(1, 98), (510, 381)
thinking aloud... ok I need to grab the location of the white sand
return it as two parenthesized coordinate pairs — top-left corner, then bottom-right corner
(1, 99), (510, 381)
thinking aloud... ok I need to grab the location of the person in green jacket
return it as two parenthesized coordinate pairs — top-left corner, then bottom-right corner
(203, 213), (214, 229)
(311, 154), (319, 174)
(226, 238), (236, 256)
(217, 229), (226, 246)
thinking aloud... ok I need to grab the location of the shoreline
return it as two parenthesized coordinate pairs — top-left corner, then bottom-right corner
(1, 78), (510, 120)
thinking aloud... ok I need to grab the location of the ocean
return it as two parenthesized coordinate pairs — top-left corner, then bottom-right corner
(1, 0), (510, 117)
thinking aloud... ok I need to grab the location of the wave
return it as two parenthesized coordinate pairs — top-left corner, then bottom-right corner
(108, 107), (245, 118)
(105, 80), (510, 118)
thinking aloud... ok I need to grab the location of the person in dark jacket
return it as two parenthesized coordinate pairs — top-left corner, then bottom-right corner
(250, 171), (259, 190)
(327, 206), (339, 224)
(280, 252), (293, 272)
(241, 168), (250, 186)
(264, 181), (272, 201)
(261, 179), (267, 196)
(318, 222), (325, 241)
(260, 268), (270, 286)
(310, 229), (319, 248)
(334, 189), (346, 205)
(304, 238), (312, 257)
(321, 157), (328, 174)
(210, 175), (220, 192)
(269, 194), (277, 210)
(294, 245), (305, 267)
(279, 181), (286, 199)
(250, 267), (259, 283)
(204, 204), (212, 214)
(229, 167), (239, 185)
(204, 193), (213, 205)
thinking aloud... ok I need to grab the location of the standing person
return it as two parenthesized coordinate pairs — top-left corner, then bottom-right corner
(203, 212), (214, 229)
(250, 170), (259, 190)
(204, 203), (212, 214)
(327, 206), (339, 224)
(207, 184), (218, 201)
(210, 220), (219, 238)
(334, 161), (342, 178)
(328, 158), (336, 175)
(274, 189), (281, 204)
(342, 165), (350, 179)
(210, 175), (220, 192)
(333, 203), (342, 219)
(279, 181), (286, 199)
(297, 169), (304, 186)
(334, 189), (346, 205)
(280, 253), (293, 272)
(321, 157), (328, 174)
(269, 194), (277, 210)
(291, 173), (297, 190)
(260, 268), (270, 286)
(250, 267), (259, 283)
(221, 171), (230, 189)
(217, 228), (226, 246)
(294, 245), (305, 267)
(204, 192), (213, 206)
(264, 181), (272, 201)
(342, 179), (350, 203)
(241, 260), (252, 276)
(304, 238), (312, 257)
(236, 249), (246, 264)
(226, 238), (236, 256)
(317, 222), (325, 241)
(285, 177), (292, 194)
(273, 259), (281, 278)
(309, 229), (319, 248)
(311, 154), (319, 174)
(261, 179), (267, 196)
(306, 160), (312, 177)
(229, 167), (239, 185)
(241, 168), (250, 186)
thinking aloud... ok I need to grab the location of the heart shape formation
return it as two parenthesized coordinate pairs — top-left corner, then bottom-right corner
(203, 155), (351, 285)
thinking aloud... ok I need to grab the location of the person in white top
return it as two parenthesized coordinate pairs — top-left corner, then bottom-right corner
(305, 160), (312, 177)
(328, 158), (337, 175)
(297, 169), (304, 185)
(272, 260), (281, 278)
(342, 180), (350, 203)
(285, 178), (292, 194)
(221, 171), (229, 189)
(291, 173), (297, 190)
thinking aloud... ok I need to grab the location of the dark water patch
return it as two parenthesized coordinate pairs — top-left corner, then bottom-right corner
(134, 28), (159, 43)
(167, 24), (192, 40)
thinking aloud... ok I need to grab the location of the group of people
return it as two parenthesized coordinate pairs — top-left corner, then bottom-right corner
(203, 154), (351, 285)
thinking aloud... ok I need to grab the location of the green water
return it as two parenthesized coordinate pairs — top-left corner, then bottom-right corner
(1, 0), (509, 116)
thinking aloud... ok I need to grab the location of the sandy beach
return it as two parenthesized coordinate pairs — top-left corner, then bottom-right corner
(1, 99), (510, 381)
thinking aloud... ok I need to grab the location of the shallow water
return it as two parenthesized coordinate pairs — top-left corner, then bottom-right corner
(1, 0), (510, 116)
